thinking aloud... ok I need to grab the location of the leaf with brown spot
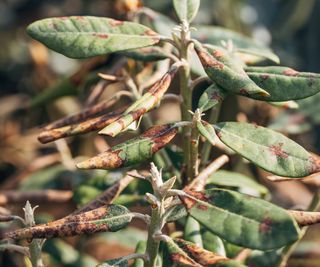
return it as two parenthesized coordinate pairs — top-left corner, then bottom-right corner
(99, 65), (180, 137)
(213, 122), (320, 177)
(180, 189), (300, 250)
(27, 16), (160, 59)
(77, 124), (178, 170)
(6, 204), (132, 240)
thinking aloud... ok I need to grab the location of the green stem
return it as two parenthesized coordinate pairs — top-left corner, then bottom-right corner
(29, 241), (44, 267)
(187, 112), (200, 182)
(179, 26), (192, 185)
(146, 204), (163, 267)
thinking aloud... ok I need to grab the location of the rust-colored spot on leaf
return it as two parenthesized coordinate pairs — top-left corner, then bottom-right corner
(92, 33), (108, 39)
(109, 19), (124, 27)
(197, 50), (224, 70)
(260, 74), (270, 80)
(211, 49), (224, 59)
(269, 142), (288, 159)
(282, 68), (299, 76)
(171, 253), (198, 266)
(259, 217), (273, 233)
(239, 88), (249, 96)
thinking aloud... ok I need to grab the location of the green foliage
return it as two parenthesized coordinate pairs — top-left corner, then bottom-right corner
(180, 189), (300, 250)
(5, 1), (320, 267)
(27, 16), (160, 59)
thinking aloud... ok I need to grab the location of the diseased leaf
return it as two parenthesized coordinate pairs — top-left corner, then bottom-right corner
(201, 229), (226, 257)
(99, 65), (179, 137)
(206, 170), (268, 196)
(97, 257), (128, 267)
(245, 66), (320, 101)
(38, 107), (125, 143)
(173, 238), (246, 267)
(120, 46), (169, 61)
(27, 16), (160, 59)
(194, 42), (269, 97)
(173, 0), (200, 23)
(198, 83), (227, 111)
(197, 120), (218, 146)
(77, 124), (178, 170)
(247, 250), (282, 267)
(180, 189), (301, 250)
(6, 204), (132, 240)
(184, 216), (203, 247)
(133, 241), (146, 267)
(213, 122), (320, 177)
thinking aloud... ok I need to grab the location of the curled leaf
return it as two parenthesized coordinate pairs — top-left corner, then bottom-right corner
(245, 66), (320, 101)
(194, 42), (269, 97)
(180, 189), (301, 250)
(184, 216), (203, 247)
(77, 124), (178, 170)
(197, 120), (218, 146)
(38, 108), (124, 143)
(99, 65), (180, 137)
(288, 210), (320, 226)
(27, 16), (160, 59)
(6, 204), (132, 240)
(213, 122), (320, 177)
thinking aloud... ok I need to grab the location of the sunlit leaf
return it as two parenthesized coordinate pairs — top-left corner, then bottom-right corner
(99, 65), (179, 137)
(197, 120), (218, 146)
(173, 0), (200, 23)
(213, 122), (320, 177)
(184, 216), (203, 247)
(180, 189), (301, 250)
(245, 66), (320, 101)
(77, 124), (178, 170)
(6, 204), (132, 239)
(194, 42), (269, 97)
(27, 16), (160, 58)
(201, 229), (226, 257)
(133, 241), (146, 267)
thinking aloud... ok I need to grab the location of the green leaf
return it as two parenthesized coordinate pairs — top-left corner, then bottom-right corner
(180, 189), (300, 250)
(27, 16), (160, 59)
(6, 204), (132, 240)
(77, 124), (178, 170)
(184, 216), (203, 247)
(198, 83), (227, 111)
(213, 122), (320, 177)
(268, 100), (299, 109)
(194, 42), (269, 97)
(97, 257), (128, 267)
(173, 0), (200, 23)
(245, 66), (320, 101)
(165, 204), (188, 222)
(197, 120), (218, 146)
(247, 250), (282, 267)
(206, 170), (268, 196)
(120, 47), (169, 61)
(201, 229), (226, 257)
(192, 25), (275, 60)
(133, 241), (146, 267)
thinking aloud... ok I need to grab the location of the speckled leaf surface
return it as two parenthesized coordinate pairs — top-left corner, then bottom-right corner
(245, 66), (320, 101)
(206, 170), (268, 196)
(194, 42), (269, 97)
(99, 65), (179, 137)
(6, 204), (132, 240)
(173, 0), (200, 23)
(213, 122), (320, 177)
(27, 16), (160, 58)
(173, 238), (245, 267)
(77, 124), (178, 170)
(180, 189), (301, 250)
(198, 83), (227, 111)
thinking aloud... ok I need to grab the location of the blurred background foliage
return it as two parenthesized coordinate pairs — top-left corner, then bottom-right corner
(0, 0), (320, 266)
